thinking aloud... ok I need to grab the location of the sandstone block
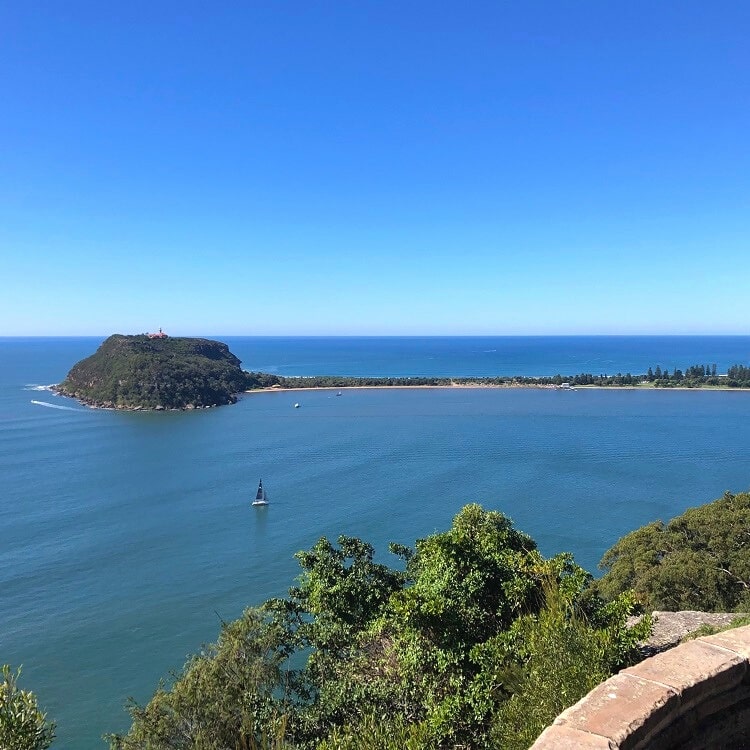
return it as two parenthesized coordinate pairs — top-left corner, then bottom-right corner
(623, 640), (746, 713)
(531, 723), (616, 749)
(702, 624), (750, 661)
(555, 672), (679, 749)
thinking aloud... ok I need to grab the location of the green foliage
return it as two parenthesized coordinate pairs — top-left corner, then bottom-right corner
(113, 506), (647, 749)
(491, 583), (649, 750)
(280, 506), (643, 748)
(59, 344), (741, 407)
(596, 490), (750, 612)
(397, 504), (540, 640)
(265, 535), (406, 743)
(271, 361), (745, 391)
(727, 364), (750, 387)
(359, 506), (546, 746)
(0, 665), (56, 750)
(315, 714), (431, 750)
(289, 535), (405, 650)
(245, 372), (283, 390)
(57, 334), (250, 409)
(108, 609), (291, 750)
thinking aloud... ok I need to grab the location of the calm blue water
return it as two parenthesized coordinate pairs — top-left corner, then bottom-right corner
(2, 336), (750, 748)
(225, 335), (750, 378)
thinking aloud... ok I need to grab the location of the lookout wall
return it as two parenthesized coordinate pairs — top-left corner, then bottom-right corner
(531, 624), (750, 749)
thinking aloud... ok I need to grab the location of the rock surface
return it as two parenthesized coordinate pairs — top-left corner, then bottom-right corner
(628, 610), (744, 655)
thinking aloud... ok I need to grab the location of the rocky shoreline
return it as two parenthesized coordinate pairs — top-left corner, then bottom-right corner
(51, 384), (237, 411)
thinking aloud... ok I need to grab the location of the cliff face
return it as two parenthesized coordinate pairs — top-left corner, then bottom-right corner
(56, 334), (248, 410)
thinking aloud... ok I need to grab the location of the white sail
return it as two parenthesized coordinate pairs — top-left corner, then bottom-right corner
(252, 479), (269, 506)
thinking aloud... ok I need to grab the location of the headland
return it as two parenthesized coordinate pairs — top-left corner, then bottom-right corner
(55, 333), (250, 410)
(55, 335), (750, 411)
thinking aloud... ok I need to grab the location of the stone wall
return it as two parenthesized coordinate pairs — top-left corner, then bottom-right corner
(531, 624), (750, 749)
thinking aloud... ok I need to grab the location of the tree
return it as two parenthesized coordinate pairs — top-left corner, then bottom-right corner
(595, 491), (750, 611)
(283, 535), (405, 654)
(265, 534), (407, 742)
(108, 609), (290, 750)
(112, 506), (647, 749)
(0, 665), (56, 750)
(334, 506), (642, 748)
(490, 580), (647, 750)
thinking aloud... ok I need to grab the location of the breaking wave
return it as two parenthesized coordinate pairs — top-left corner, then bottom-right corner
(30, 400), (80, 411)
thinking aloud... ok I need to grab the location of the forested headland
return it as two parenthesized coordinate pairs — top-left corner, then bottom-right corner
(55, 334), (750, 412)
(56, 334), (250, 410)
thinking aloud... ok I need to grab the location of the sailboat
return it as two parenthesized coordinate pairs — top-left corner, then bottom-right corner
(252, 479), (269, 506)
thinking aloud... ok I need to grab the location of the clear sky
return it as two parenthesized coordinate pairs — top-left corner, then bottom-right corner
(1, 2), (748, 335)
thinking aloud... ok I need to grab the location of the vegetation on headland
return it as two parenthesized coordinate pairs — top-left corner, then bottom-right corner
(109, 505), (649, 750)
(595, 490), (750, 613)
(56, 334), (250, 410)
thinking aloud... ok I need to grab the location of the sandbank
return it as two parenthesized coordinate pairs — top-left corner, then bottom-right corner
(244, 383), (750, 395)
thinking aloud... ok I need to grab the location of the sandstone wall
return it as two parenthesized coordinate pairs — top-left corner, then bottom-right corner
(531, 624), (750, 749)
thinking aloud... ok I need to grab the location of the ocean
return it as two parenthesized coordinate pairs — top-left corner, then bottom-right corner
(2, 336), (750, 748)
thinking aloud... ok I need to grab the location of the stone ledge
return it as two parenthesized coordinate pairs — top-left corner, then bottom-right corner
(622, 640), (746, 714)
(703, 627), (750, 661)
(554, 673), (679, 749)
(531, 625), (750, 750)
(532, 724), (616, 749)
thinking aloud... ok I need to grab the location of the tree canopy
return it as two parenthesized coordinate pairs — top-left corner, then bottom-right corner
(110, 505), (648, 749)
(57, 335), (250, 409)
(596, 491), (750, 612)
(0, 665), (56, 750)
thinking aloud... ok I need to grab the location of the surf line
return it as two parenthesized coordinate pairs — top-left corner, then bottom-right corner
(30, 400), (80, 411)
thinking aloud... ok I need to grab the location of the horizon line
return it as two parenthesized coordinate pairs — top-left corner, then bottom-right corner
(2, 333), (750, 339)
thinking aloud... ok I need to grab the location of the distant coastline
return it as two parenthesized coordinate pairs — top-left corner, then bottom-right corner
(244, 381), (750, 394)
(244, 363), (750, 393)
(51, 334), (750, 411)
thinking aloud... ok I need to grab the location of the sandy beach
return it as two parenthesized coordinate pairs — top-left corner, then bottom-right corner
(244, 383), (750, 394)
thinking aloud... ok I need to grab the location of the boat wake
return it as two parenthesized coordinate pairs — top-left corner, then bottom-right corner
(24, 384), (55, 391)
(30, 400), (80, 411)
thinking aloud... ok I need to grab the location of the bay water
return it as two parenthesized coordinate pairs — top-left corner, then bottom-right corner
(2, 336), (750, 748)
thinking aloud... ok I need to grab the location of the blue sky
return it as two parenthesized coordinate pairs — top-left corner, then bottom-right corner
(1, 2), (748, 335)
